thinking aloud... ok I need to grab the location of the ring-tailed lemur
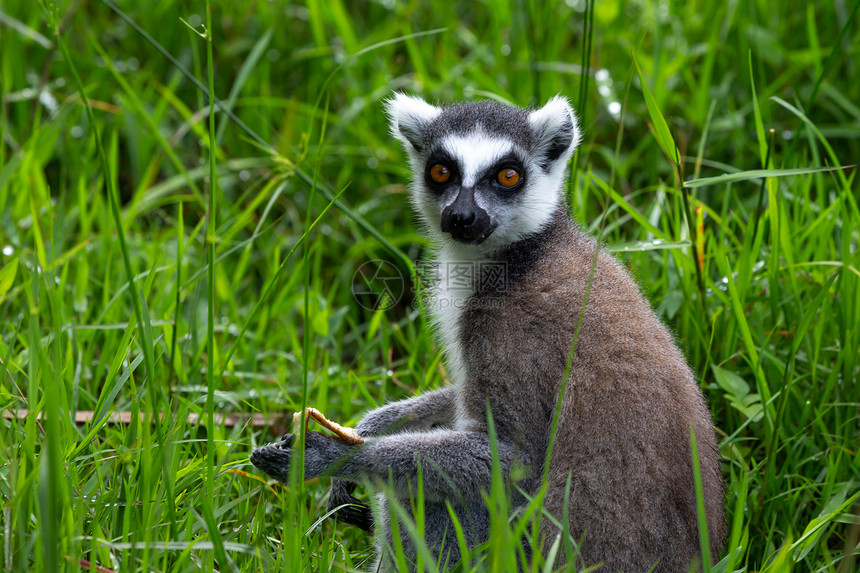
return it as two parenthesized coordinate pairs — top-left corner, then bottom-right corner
(251, 94), (726, 571)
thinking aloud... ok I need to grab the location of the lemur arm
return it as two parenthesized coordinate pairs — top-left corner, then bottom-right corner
(354, 385), (458, 436)
(329, 430), (511, 501)
(251, 428), (512, 504)
(327, 385), (458, 531)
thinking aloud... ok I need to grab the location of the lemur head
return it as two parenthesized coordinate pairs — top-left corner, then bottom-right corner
(386, 94), (581, 253)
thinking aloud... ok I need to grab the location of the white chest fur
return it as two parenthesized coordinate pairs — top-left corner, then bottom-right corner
(429, 286), (469, 385)
(422, 244), (491, 429)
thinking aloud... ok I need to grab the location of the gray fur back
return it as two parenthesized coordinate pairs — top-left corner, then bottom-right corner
(456, 212), (726, 570)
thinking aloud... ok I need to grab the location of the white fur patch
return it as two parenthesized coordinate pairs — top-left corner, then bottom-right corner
(528, 95), (582, 158)
(424, 244), (475, 392)
(425, 242), (502, 431)
(385, 92), (441, 151)
(440, 133), (513, 188)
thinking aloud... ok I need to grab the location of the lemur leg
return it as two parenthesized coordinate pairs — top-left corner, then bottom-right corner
(339, 430), (511, 502)
(355, 385), (458, 436)
(252, 428), (511, 504)
(328, 386), (458, 530)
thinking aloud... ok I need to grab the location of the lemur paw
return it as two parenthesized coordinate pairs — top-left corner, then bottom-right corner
(250, 434), (294, 482)
(328, 479), (374, 532)
(251, 431), (353, 482)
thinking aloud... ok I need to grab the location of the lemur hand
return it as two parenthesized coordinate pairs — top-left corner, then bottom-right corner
(250, 431), (352, 482)
(328, 479), (374, 532)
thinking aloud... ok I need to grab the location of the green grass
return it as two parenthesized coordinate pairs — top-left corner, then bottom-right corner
(1, 0), (859, 571)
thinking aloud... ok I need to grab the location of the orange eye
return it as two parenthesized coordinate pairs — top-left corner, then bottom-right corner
(430, 164), (451, 183)
(497, 168), (521, 188)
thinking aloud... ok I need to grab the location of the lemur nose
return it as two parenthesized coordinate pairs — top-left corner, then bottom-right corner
(440, 187), (496, 244)
(450, 212), (477, 228)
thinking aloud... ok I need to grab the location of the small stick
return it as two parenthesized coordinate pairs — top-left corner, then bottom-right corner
(293, 407), (363, 444)
(3, 409), (284, 428)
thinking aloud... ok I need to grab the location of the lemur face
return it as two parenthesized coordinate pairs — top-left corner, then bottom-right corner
(386, 94), (581, 252)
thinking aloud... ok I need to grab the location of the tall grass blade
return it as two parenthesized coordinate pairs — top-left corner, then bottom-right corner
(201, 1), (228, 569)
(749, 51), (768, 167)
(214, 28), (272, 146)
(718, 255), (775, 433)
(51, 0), (157, 403)
(632, 51), (679, 166)
(684, 165), (855, 188)
(784, 0), (860, 163)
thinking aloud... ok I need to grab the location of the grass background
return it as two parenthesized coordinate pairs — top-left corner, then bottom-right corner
(1, 0), (859, 571)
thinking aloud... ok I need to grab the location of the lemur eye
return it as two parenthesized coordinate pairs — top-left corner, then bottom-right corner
(430, 164), (451, 183)
(497, 168), (521, 188)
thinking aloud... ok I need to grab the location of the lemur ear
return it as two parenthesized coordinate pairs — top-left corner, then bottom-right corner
(385, 92), (441, 154)
(528, 96), (581, 168)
